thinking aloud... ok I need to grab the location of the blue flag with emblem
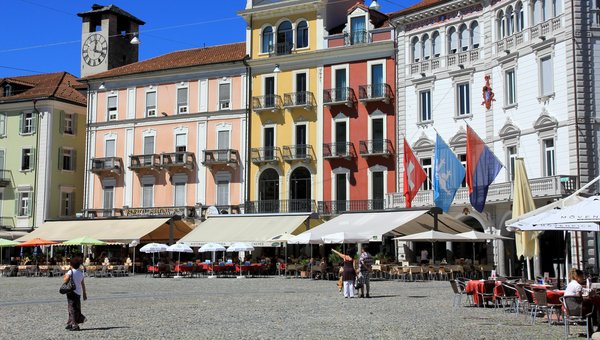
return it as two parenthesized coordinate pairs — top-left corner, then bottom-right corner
(434, 134), (466, 212)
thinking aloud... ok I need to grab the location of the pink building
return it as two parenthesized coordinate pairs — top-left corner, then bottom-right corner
(82, 43), (248, 219)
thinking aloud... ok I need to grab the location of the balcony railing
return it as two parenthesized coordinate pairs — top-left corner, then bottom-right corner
(129, 154), (162, 171)
(90, 157), (123, 175)
(283, 91), (315, 109)
(386, 175), (577, 208)
(271, 41), (293, 56)
(83, 206), (197, 219)
(83, 208), (125, 218)
(200, 205), (242, 219)
(0, 170), (12, 187)
(409, 57), (442, 75)
(252, 95), (283, 112)
(244, 200), (316, 214)
(318, 200), (386, 215)
(446, 48), (480, 67)
(359, 139), (394, 157)
(323, 87), (355, 107)
(251, 147), (281, 164)
(346, 29), (368, 45)
(358, 84), (392, 103)
(202, 149), (239, 167)
(0, 217), (14, 229)
(162, 152), (195, 170)
(282, 144), (313, 163)
(323, 142), (356, 159)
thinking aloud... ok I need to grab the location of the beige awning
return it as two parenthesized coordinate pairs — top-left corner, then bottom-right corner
(179, 214), (315, 247)
(15, 218), (193, 243)
(296, 209), (473, 242)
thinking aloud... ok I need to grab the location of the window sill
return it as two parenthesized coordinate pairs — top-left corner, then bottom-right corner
(60, 169), (75, 173)
(62, 132), (76, 136)
(503, 103), (518, 111)
(294, 47), (310, 52)
(16, 216), (30, 219)
(19, 169), (33, 173)
(19, 132), (35, 136)
(537, 93), (555, 103)
(417, 120), (434, 127)
(453, 114), (473, 121)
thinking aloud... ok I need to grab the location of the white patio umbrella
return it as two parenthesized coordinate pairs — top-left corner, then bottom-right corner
(393, 231), (468, 264)
(166, 243), (193, 278)
(140, 243), (168, 266)
(199, 243), (226, 278)
(321, 232), (370, 244)
(455, 231), (512, 262)
(530, 195), (600, 228)
(287, 232), (322, 244)
(227, 242), (255, 278)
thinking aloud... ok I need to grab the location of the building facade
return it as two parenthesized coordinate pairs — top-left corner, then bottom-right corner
(0, 72), (87, 240)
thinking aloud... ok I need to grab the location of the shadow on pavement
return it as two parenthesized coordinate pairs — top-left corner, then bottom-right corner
(79, 326), (130, 331)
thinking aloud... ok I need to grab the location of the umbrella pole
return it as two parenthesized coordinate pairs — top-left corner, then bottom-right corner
(431, 242), (435, 265)
(132, 247), (135, 276)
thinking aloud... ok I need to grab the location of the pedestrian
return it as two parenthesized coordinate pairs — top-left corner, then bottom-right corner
(420, 248), (429, 265)
(358, 245), (373, 298)
(64, 256), (87, 331)
(332, 248), (356, 298)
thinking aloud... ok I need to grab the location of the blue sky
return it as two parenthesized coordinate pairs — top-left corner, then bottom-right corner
(0, 1), (411, 78)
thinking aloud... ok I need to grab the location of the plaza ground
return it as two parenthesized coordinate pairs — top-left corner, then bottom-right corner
(0, 276), (568, 339)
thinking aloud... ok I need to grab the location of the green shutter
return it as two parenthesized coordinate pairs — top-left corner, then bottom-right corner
(59, 111), (65, 134)
(27, 193), (32, 216)
(14, 193), (19, 215)
(19, 113), (23, 134)
(71, 192), (76, 216)
(72, 114), (77, 135)
(31, 148), (35, 169)
(58, 147), (63, 170)
(32, 113), (37, 133)
(72, 150), (76, 170)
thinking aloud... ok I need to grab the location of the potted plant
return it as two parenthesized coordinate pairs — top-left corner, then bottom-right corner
(299, 258), (310, 278)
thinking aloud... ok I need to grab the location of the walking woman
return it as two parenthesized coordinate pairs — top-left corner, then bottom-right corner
(332, 248), (356, 298)
(64, 256), (87, 331)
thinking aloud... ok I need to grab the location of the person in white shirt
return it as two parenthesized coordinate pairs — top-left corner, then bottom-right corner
(564, 268), (584, 297)
(64, 256), (87, 331)
(420, 249), (429, 265)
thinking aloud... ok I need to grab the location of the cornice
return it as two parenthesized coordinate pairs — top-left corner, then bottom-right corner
(392, 0), (481, 25)
(238, 1), (321, 22)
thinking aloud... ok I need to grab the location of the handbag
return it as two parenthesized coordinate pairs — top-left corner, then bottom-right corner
(59, 270), (76, 294)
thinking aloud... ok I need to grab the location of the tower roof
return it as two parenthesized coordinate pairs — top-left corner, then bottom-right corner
(77, 4), (145, 25)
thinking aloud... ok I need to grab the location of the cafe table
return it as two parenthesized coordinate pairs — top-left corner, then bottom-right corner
(465, 279), (503, 305)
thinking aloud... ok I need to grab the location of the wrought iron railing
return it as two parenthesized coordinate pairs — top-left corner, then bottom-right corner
(202, 149), (238, 167)
(346, 30), (368, 45)
(129, 154), (161, 170)
(323, 87), (355, 106)
(282, 145), (313, 162)
(90, 157), (123, 175)
(358, 84), (392, 102)
(162, 152), (195, 169)
(244, 199), (316, 214)
(252, 95), (283, 111)
(318, 200), (385, 215)
(283, 91), (315, 108)
(251, 147), (281, 164)
(359, 139), (394, 157)
(323, 142), (356, 159)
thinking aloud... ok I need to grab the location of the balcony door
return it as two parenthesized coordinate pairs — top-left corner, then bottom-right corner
(296, 73), (307, 105)
(258, 168), (279, 213)
(264, 127), (275, 161)
(143, 136), (154, 165)
(334, 68), (347, 101)
(371, 64), (384, 97)
(351, 16), (366, 44)
(372, 171), (384, 210)
(104, 139), (116, 168)
(175, 133), (186, 163)
(335, 173), (347, 213)
(295, 124), (307, 159)
(335, 121), (347, 156)
(217, 130), (230, 161)
(265, 77), (275, 107)
(371, 118), (384, 153)
(290, 167), (311, 212)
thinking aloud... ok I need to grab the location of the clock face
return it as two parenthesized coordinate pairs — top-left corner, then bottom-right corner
(82, 34), (107, 67)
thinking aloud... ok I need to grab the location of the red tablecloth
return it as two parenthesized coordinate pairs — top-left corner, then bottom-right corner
(465, 280), (502, 305)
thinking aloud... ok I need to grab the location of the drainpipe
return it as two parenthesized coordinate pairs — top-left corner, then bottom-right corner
(82, 85), (92, 216)
(243, 15), (253, 212)
(32, 99), (40, 230)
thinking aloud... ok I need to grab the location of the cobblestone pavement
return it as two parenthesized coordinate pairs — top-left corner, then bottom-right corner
(0, 276), (570, 339)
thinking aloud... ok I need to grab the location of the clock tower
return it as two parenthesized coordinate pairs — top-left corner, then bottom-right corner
(77, 4), (145, 77)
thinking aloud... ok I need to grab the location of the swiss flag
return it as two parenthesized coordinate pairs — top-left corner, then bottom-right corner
(403, 139), (427, 208)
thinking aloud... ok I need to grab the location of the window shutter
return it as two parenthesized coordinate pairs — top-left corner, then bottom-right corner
(72, 114), (77, 135)
(19, 113), (23, 134)
(31, 148), (35, 169)
(0, 150), (5, 170)
(27, 194), (32, 216)
(14, 193), (19, 215)
(72, 150), (76, 170)
(0, 113), (6, 136)
(60, 111), (65, 134)
(177, 88), (187, 105)
(32, 113), (37, 133)
(58, 147), (63, 170)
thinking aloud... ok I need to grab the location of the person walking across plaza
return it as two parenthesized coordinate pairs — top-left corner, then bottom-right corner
(332, 248), (356, 298)
(358, 245), (373, 298)
(64, 256), (87, 331)
(420, 248), (429, 265)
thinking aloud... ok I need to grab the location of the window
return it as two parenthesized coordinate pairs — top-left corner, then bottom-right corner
(516, 2), (525, 31)
(296, 20), (308, 48)
(219, 82), (231, 110)
(335, 173), (347, 212)
(544, 0), (553, 20)
(0, 113), (6, 137)
(459, 154), (467, 187)
(458, 24), (469, 51)
(540, 56), (553, 97)
(216, 179), (229, 206)
(63, 112), (75, 134)
(264, 126), (275, 160)
(334, 68), (347, 101)
(0, 150), (5, 170)
(419, 90), (432, 122)
(143, 135), (154, 166)
(432, 32), (441, 57)
(422, 34), (431, 60)
(61, 192), (74, 216)
(3, 84), (11, 97)
(334, 120), (347, 156)
(507, 145), (518, 180)
(295, 73), (307, 105)
(456, 83), (471, 116)
(448, 27), (458, 54)
(505, 69), (517, 106)
(533, 0), (543, 24)
(498, 11), (506, 39)
(16, 192), (31, 217)
(107, 95), (117, 121)
(61, 148), (75, 171)
(174, 181), (186, 206)
(142, 183), (153, 207)
(177, 87), (188, 114)
(20, 112), (35, 134)
(542, 138), (555, 176)
(264, 76), (275, 107)
(105, 139), (116, 157)
(371, 171), (385, 209)
(103, 185), (114, 210)
(370, 63), (384, 97)
(277, 21), (293, 55)
(411, 37), (421, 62)
(471, 21), (480, 48)
(421, 158), (432, 190)
(146, 91), (156, 117)
(262, 26), (273, 53)
(350, 16), (366, 44)
(21, 148), (33, 171)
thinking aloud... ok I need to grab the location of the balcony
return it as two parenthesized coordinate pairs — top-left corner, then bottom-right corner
(323, 87), (355, 107)
(0, 217), (14, 229)
(244, 200), (316, 214)
(446, 48), (480, 68)
(323, 142), (356, 160)
(345, 30), (369, 45)
(251, 147), (281, 164)
(358, 84), (392, 104)
(386, 175), (577, 208)
(318, 200), (386, 215)
(83, 208), (125, 218)
(162, 152), (195, 171)
(273, 41), (293, 56)
(129, 154), (162, 172)
(252, 95), (282, 112)
(200, 205), (242, 219)
(90, 157), (123, 175)
(282, 144), (314, 163)
(359, 139), (394, 158)
(409, 57), (442, 75)
(83, 206), (197, 219)
(0, 170), (12, 187)
(283, 91), (315, 109)
(202, 149), (239, 168)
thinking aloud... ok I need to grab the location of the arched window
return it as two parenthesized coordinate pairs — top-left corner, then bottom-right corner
(497, 10), (506, 39)
(506, 6), (514, 35)
(277, 20), (293, 55)
(261, 26), (273, 53)
(296, 20), (308, 49)
(422, 34), (431, 60)
(432, 31), (441, 57)
(412, 36), (421, 62)
(259, 168), (279, 212)
(470, 21), (480, 48)
(458, 24), (469, 51)
(448, 27), (458, 54)
(544, 0), (553, 20)
(289, 167), (311, 212)
(533, 0), (543, 24)
(516, 2), (525, 31)
(554, 0), (562, 15)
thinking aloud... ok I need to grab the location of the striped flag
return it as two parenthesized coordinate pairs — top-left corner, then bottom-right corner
(466, 126), (503, 212)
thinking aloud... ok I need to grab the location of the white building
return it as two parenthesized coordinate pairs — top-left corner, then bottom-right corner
(389, 0), (600, 275)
